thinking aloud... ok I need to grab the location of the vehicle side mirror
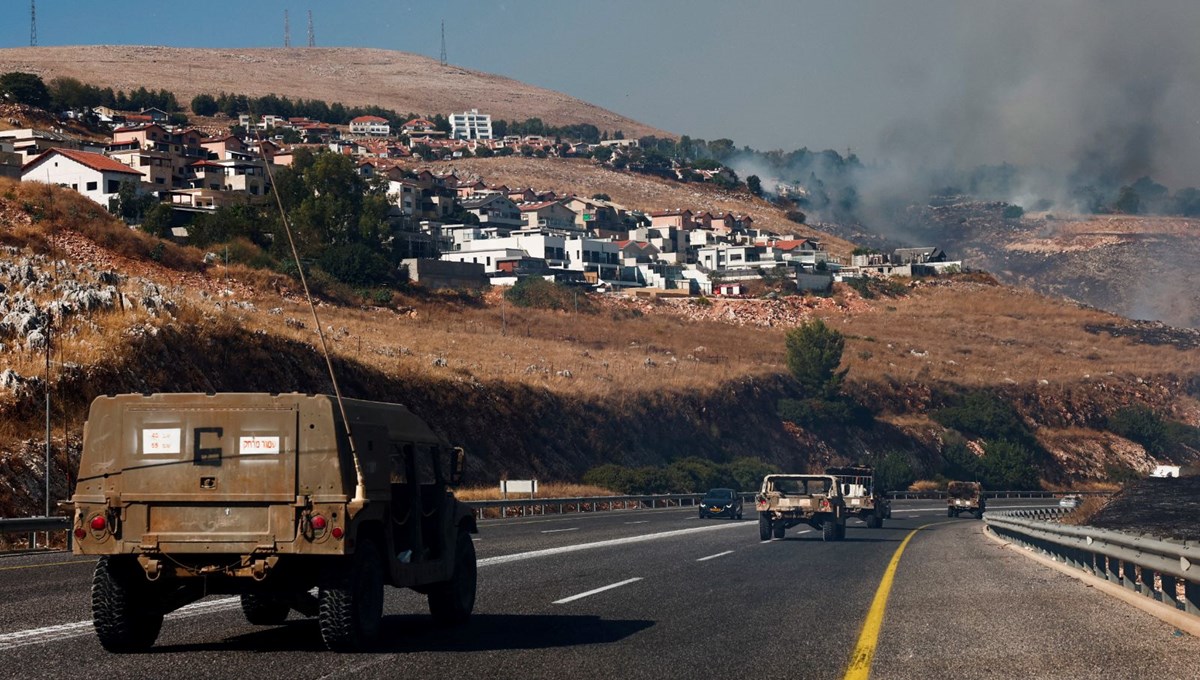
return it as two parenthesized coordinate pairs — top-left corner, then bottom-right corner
(448, 447), (466, 485)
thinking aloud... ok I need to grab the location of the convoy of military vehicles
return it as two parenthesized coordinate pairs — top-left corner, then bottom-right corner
(66, 395), (995, 653)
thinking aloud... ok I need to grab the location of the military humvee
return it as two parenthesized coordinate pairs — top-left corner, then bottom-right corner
(824, 464), (891, 528)
(755, 474), (846, 541)
(70, 392), (477, 653)
(946, 480), (986, 518)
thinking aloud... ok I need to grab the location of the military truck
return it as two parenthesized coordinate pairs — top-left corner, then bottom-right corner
(70, 392), (477, 653)
(824, 464), (891, 528)
(946, 480), (986, 518)
(755, 474), (846, 541)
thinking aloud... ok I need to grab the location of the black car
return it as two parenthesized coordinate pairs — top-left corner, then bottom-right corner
(698, 488), (743, 519)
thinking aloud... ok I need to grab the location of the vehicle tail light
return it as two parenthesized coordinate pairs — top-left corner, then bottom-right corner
(331, 527), (344, 539)
(90, 515), (107, 531)
(819, 499), (830, 510)
(311, 515), (327, 531)
(74, 527), (87, 540)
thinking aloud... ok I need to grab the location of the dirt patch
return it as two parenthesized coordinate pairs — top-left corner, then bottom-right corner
(1087, 477), (1200, 540)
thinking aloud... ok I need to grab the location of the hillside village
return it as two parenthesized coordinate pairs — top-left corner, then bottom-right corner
(1, 80), (957, 296)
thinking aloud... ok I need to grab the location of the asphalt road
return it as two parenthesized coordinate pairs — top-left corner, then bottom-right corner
(1, 499), (1198, 679)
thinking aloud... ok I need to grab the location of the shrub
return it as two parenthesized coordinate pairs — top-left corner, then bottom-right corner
(1106, 405), (1168, 456)
(505, 278), (592, 312)
(874, 451), (916, 492)
(933, 391), (1034, 448)
(980, 440), (1039, 489)
(1002, 204), (1025, 219)
(317, 243), (393, 286)
(784, 319), (847, 398)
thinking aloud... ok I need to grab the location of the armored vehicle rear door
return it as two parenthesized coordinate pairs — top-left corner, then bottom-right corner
(120, 401), (299, 504)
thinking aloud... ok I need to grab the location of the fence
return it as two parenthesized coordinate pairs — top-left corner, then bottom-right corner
(985, 508), (1200, 618)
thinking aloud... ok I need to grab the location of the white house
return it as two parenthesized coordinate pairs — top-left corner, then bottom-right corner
(349, 115), (391, 137)
(450, 109), (493, 140)
(441, 231), (619, 281)
(21, 148), (143, 205)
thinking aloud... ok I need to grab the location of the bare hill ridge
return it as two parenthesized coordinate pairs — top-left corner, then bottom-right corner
(0, 45), (669, 137)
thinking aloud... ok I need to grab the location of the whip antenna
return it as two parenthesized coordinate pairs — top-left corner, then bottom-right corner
(250, 109), (369, 515)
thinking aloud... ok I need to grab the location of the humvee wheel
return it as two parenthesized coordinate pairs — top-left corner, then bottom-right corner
(821, 520), (837, 541)
(758, 517), (772, 541)
(835, 523), (847, 541)
(319, 537), (384, 652)
(736, 510), (743, 520)
(947, 508), (954, 518)
(865, 513), (880, 529)
(92, 556), (163, 653)
(241, 593), (291, 625)
(772, 522), (785, 539)
(428, 529), (477, 626)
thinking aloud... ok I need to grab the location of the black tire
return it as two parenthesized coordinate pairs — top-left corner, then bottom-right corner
(772, 522), (785, 539)
(975, 509), (984, 520)
(864, 513), (878, 529)
(698, 510), (705, 519)
(92, 556), (163, 653)
(319, 537), (385, 652)
(759, 516), (771, 541)
(736, 510), (743, 520)
(428, 529), (477, 626)
(241, 593), (291, 625)
(821, 519), (836, 541)
(835, 522), (847, 541)
(947, 508), (954, 518)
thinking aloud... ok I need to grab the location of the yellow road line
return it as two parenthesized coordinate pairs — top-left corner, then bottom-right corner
(0, 559), (93, 572)
(843, 522), (944, 680)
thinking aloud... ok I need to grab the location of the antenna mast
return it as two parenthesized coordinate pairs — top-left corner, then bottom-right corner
(440, 20), (447, 66)
(284, 9), (291, 47)
(30, 0), (37, 47)
(307, 10), (315, 47)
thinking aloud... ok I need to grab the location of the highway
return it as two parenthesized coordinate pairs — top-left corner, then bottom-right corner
(1, 499), (1198, 679)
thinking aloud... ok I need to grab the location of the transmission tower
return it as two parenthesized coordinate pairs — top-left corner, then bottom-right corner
(440, 20), (447, 66)
(30, 0), (37, 47)
(284, 9), (291, 47)
(307, 10), (315, 47)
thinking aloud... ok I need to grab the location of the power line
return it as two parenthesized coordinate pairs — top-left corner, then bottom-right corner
(440, 20), (447, 66)
(30, 0), (37, 47)
(307, 10), (315, 47)
(284, 9), (291, 48)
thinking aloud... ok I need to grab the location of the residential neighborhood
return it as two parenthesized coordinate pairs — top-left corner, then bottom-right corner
(1, 89), (959, 297)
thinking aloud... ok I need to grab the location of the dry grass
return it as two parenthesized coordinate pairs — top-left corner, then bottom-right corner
(454, 483), (617, 501)
(1060, 494), (1111, 526)
(908, 479), (943, 492)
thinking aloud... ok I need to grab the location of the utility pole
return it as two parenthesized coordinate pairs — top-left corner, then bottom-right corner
(44, 315), (51, 517)
(284, 9), (291, 47)
(30, 0), (37, 47)
(440, 20), (447, 66)
(307, 10), (315, 47)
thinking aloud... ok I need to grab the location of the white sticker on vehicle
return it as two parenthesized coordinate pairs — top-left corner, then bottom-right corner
(239, 436), (280, 455)
(142, 428), (181, 454)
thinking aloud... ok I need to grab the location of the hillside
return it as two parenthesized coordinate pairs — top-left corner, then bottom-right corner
(818, 201), (1200, 329)
(3, 178), (1199, 518)
(0, 46), (669, 138)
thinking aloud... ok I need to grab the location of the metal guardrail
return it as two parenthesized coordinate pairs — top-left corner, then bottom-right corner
(465, 492), (759, 519)
(985, 509), (1200, 617)
(886, 490), (1107, 500)
(0, 516), (71, 551)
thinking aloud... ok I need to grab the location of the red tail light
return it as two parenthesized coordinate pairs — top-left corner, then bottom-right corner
(74, 527), (87, 540)
(311, 515), (327, 531)
(331, 527), (344, 539)
(90, 515), (107, 531)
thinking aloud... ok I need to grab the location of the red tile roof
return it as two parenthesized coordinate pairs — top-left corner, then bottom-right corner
(518, 200), (564, 211)
(23, 148), (142, 176)
(350, 115), (389, 124)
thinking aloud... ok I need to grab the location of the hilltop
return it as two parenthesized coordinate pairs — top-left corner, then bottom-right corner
(0, 45), (669, 138)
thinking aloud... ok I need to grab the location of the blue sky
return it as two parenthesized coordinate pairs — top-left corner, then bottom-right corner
(5, 1), (1200, 185)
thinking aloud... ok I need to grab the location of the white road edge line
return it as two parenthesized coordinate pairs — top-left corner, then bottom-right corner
(553, 577), (643, 605)
(697, 550), (734, 562)
(540, 528), (579, 534)
(477, 521), (748, 567)
(624, 521), (649, 525)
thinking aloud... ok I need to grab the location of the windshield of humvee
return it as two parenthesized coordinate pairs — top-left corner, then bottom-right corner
(771, 478), (831, 495)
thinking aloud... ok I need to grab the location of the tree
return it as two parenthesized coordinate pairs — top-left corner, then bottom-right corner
(0, 72), (51, 109)
(1113, 186), (1140, 214)
(747, 175), (763, 197)
(784, 318), (847, 398)
(592, 145), (614, 162)
(191, 94), (219, 116)
(874, 452), (915, 492)
(139, 203), (175, 238)
(591, 193), (611, 201)
(107, 181), (156, 223)
(981, 440), (1039, 489)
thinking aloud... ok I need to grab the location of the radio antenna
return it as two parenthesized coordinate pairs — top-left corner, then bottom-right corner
(250, 109), (368, 515)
